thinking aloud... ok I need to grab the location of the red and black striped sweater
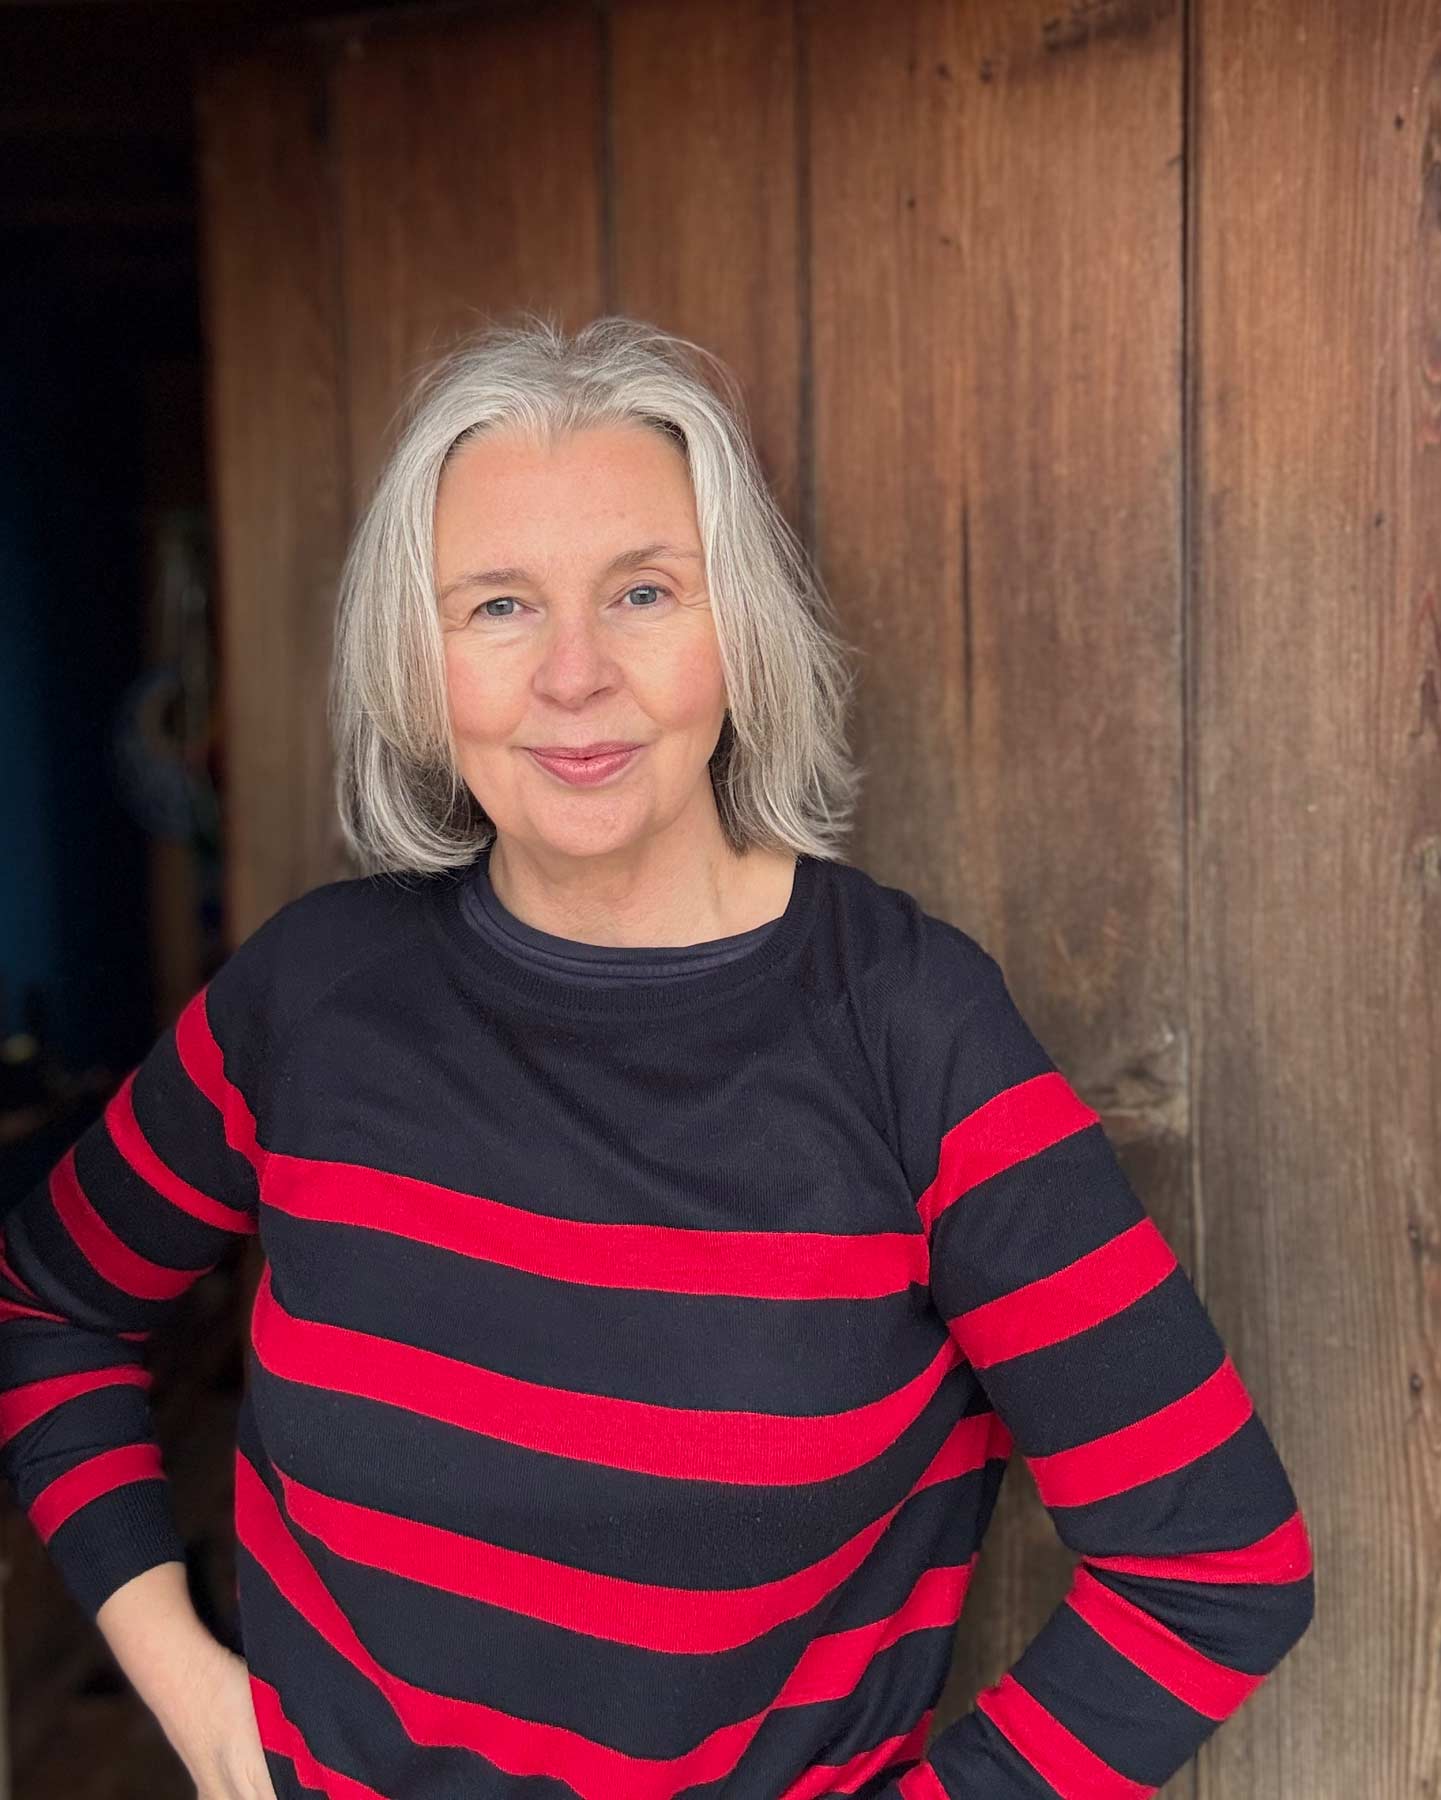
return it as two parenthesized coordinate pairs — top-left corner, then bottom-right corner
(0, 850), (1314, 1798)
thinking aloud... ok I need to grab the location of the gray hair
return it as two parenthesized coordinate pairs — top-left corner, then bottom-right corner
(328, 311), (864, 875)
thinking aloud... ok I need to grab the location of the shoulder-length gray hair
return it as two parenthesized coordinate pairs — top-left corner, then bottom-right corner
(329, 311), (863, 876)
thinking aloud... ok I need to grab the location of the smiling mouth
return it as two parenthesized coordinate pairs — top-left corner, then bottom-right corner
(525, 745), (644, 784)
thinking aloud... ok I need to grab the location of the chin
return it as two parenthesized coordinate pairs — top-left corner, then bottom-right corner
(514, 814), (658, 862)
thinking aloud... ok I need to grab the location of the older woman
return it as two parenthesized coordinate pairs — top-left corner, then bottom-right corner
(0, 317), (1311, 1800)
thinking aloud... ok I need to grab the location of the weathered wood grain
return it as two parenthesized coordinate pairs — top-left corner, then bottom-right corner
(329, 3), (606, 512)
(807, 2), (1191, 1782)
(609, 0), (803, 525)
(1191, 4), (1441, 1792)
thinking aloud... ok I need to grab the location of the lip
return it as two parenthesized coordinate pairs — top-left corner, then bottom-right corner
(525, 744), (644, 787)
(529, 742), (641, 757)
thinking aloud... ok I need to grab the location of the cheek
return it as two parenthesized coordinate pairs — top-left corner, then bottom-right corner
(444, 642), (512, 738)
(636, 632), (727, 728)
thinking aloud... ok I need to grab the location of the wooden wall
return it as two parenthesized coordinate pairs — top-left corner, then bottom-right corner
(195, 1), (1440, 1792)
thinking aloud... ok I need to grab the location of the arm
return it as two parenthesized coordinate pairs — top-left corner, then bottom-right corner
(880, 927), (1314, 1798)
(0, 974), (262, 1612)
(96, 1561), (256, 1777)
(0, 955), (271, 1779)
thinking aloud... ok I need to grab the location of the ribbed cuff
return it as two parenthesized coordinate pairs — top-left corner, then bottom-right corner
(40, 1474), (188, 1621)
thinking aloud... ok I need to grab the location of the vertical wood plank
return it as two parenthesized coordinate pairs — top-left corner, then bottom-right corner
(195, 44), (351, 937)
(806, 0), (1189, 1775)
(609, 0), (803, 523)
(329, 4), (606, 512)
(1191, 3), (1441, 1792)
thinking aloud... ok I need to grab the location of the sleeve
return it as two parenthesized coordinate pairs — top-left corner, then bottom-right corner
(878, 921), (1314, 1799)
(0, 935), (273, 1623)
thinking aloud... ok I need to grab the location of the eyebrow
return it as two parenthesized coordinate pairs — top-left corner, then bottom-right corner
(438, 541), (703, 602)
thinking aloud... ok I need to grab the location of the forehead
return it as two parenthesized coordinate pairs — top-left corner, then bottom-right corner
(431, 426), (704, 608)
(435, 423), (696, 549)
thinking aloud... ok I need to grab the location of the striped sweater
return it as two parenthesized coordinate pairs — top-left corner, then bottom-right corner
(0, 850), (1314, 1799)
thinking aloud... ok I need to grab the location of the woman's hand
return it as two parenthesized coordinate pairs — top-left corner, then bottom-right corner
(170, 1639), (279, 1800)
(94, 1563), (278, 1799)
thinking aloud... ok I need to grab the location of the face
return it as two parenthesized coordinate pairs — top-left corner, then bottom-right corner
(433, 423), (727, 863)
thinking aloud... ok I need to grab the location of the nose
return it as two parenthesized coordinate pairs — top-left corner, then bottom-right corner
(531, 609), (624, 707)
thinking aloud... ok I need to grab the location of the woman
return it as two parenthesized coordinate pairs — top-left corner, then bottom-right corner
(0, 316), (1313, 1800)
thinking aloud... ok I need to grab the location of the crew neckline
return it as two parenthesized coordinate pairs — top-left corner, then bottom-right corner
(464, 844), (781, 978)
(428, 846), (824, 1019)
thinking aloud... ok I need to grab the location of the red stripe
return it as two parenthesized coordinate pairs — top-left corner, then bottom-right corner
(780, 1564), (974, 1706)
(0, 1363), (149, 1443)
(251, 1263), (962, 1485)
(48, 1145), (218, 1301)
(237, 1451), (966, 1800)
(106, 1068), (254, 1233)
(951, 1218), (1177, 1367)
(917, 1071), (1099, 1234)
(895, 1759), (951, 1799)
(269, 1428), (986, 1652)
(174, 986), (267, 1170)
(1, 1215), (142, 1336)
(248, 1674), (392, 1800)
(1066, 1565), (1264, 1719)
(1085, 1508), (1313, 1585)
(0, 1288), (148, 1345)
(1027, 1357), (1254, 1508)
(263, 1150), (925, 1302)
(778, 1710), (935, 1798)
(975, 1672), (1157, 1798)
(0, 1237), (42, 1302)
(0, 1292), (70, 1328)
(29, 1441), (165, 1541)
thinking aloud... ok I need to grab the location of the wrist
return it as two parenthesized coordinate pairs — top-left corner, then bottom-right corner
(149, 1631), (239, 1762)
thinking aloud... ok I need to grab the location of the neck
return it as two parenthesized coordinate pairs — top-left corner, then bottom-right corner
(485, 832), (796, 949)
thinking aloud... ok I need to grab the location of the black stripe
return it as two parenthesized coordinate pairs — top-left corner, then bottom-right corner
(241, 1360), (996, 1590)
(1011, 1603), (1213, 1785)
(928, 1124), (1150, 1317)
(1046, 1416), (1302, 1557)
(969, 1268), (1227, 1455)
(1082, 1562), (1317, 1676)
(260, 1206), (938, 1415)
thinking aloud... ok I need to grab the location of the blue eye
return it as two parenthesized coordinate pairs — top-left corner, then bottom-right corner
(470, 584), (671, 622)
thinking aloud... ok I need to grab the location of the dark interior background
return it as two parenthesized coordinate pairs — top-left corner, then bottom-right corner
(0, 7), (412, 1794)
